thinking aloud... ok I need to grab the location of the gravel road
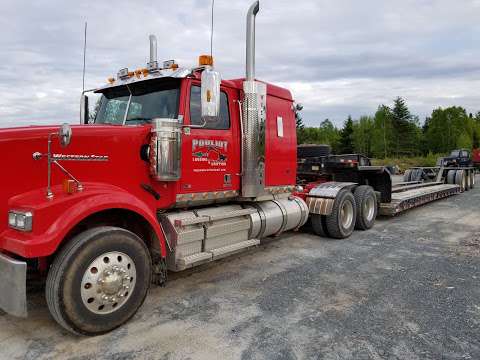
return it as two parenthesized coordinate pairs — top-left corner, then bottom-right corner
(1, 176), (479, 360)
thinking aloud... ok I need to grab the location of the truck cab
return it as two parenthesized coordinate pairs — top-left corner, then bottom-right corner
(440, 149), (473, 167)
(0, 1), (309, 335)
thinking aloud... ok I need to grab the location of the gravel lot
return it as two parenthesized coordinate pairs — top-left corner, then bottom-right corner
(1, 176), (479, 360)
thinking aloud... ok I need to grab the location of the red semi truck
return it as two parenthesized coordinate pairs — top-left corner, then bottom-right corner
(0, 1), (467, 335)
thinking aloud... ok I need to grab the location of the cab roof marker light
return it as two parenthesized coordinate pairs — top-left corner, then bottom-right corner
(117, 68), (129, 79)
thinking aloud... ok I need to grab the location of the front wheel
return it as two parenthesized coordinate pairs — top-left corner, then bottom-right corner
(46, 226), (152, 335)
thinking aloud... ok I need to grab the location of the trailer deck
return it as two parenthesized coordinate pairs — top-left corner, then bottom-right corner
(379, 182), (460, 216)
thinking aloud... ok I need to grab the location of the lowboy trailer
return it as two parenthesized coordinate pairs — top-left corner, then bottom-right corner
(295, 150), (468, 224)
(0, 1), (472, 336)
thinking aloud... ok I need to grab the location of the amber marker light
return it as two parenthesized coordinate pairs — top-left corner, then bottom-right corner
(198, 55), (214, 66)
(63, 179), (77, 195)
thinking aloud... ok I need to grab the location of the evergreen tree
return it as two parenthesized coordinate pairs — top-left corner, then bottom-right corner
(338, 116), (354, 154)
(296, 113), (305, 130)
(391, 97), (415, 156)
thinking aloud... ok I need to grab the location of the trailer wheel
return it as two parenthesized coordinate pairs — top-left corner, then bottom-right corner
(46, 226), (152, 336)
(311, 214), (328, 237)
(455, 170), (466, 191)
(464, 172), (470, 191)
(354, 186), (377, 230)
(325, 190), (357, 239)
(403, 170), (412, 182)
(411, 169), (423, 182)
(447, 170), (456, 184)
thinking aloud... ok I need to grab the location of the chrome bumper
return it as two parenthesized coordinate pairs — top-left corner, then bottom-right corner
(0, 252), (27, 317)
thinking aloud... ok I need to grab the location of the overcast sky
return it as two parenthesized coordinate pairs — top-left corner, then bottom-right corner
(1, 0), (480, 128)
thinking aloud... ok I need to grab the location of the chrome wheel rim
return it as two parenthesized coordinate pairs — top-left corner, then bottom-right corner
(340, 200), (354, 229)
(81, 251), (136, 314)
(364, 196), (375, 222)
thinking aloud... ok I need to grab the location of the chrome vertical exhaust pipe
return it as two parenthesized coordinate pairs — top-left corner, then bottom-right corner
(246, 1), (259, 81)
(242, 1), (267, 199)
(147, 34), (158, 70)
(149, 34), (157, 64)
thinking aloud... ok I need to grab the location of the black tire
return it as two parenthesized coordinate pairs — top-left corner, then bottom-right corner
(447, 170), (456, 184)
(411, 169), (422, 182)
(403, 169), (412, 182)
(464, 172), (470, 191)
(455, 170), (466, 191)
(46, 226), (152, 336)
(311, 214), (328, 237)
(354, 186), (377, 230)
(325, 190), (357, 239)
(297, 144), (331, 159)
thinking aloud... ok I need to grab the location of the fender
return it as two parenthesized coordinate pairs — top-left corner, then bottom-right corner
(306, 181), (357, 216)
(1, 182), (167, 258)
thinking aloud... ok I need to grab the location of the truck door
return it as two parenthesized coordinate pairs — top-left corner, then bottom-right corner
(179, 80), (241, 197)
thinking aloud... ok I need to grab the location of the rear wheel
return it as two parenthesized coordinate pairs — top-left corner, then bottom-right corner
(311, 214), (328, 237)
(447, 170), (456, 184)
(354, 186), (377, 230)
(46, 226), (152, 335)
(464, 172), (471, 191)
(455, 170), (466, 191)
(325, 190), (357, 239)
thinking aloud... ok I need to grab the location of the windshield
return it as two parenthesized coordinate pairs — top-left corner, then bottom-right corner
(94, 79), (180, 125)
(450, 150), (460, 157)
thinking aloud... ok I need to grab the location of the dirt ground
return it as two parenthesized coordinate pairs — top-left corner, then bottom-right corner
(1, 176), (479, 359)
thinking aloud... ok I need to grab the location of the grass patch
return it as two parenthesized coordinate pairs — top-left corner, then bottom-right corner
(371, 153), (442, 170)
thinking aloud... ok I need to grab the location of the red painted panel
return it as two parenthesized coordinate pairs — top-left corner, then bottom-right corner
(264, 94), (297, 187)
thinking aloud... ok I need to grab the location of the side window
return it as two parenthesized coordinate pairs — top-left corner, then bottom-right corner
(190, 85), (230, 130)
(461, 150), (468, 158)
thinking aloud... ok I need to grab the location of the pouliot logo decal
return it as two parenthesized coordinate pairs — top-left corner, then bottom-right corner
(192, 139), (228, 167)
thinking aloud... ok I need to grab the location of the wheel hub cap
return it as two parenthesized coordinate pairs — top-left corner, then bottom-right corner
(340, 201), (354, 229)
(81, 251), (136, 314)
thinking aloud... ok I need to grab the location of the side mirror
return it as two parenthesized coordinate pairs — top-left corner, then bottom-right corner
(59, 123), (72, 147)
(80, 94), (90, 124)
(200, 68), (221, 120)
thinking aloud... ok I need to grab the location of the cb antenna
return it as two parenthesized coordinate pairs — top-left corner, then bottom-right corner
(210, 0), (215, 58)
(82, 21), (87, 92)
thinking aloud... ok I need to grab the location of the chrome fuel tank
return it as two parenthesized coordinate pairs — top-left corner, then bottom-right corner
(245, 196), (308, 239)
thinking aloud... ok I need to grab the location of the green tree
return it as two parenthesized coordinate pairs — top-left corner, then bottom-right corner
(390, 97), (420, 156)
(371, 105), (393, 158)
(338, 116), (354, 154)
(352, 116), (375, 157)
(424, 106), (472, 153)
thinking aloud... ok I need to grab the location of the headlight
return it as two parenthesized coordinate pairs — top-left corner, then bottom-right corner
(8, 210), (33, 232)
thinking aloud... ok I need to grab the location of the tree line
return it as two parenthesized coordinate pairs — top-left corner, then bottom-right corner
(296, 97), (480, 158)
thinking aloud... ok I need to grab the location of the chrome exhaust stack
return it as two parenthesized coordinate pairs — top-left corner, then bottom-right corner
(246, 1), (259, 81)
(147, 34), (159, 71)
(241, 0), (268, 199)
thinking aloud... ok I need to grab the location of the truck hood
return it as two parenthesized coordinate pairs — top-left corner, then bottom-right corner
(0, 124), (153, 238)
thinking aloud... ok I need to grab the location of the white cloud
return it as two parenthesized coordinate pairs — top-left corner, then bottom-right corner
(0, 0), (479, 128)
